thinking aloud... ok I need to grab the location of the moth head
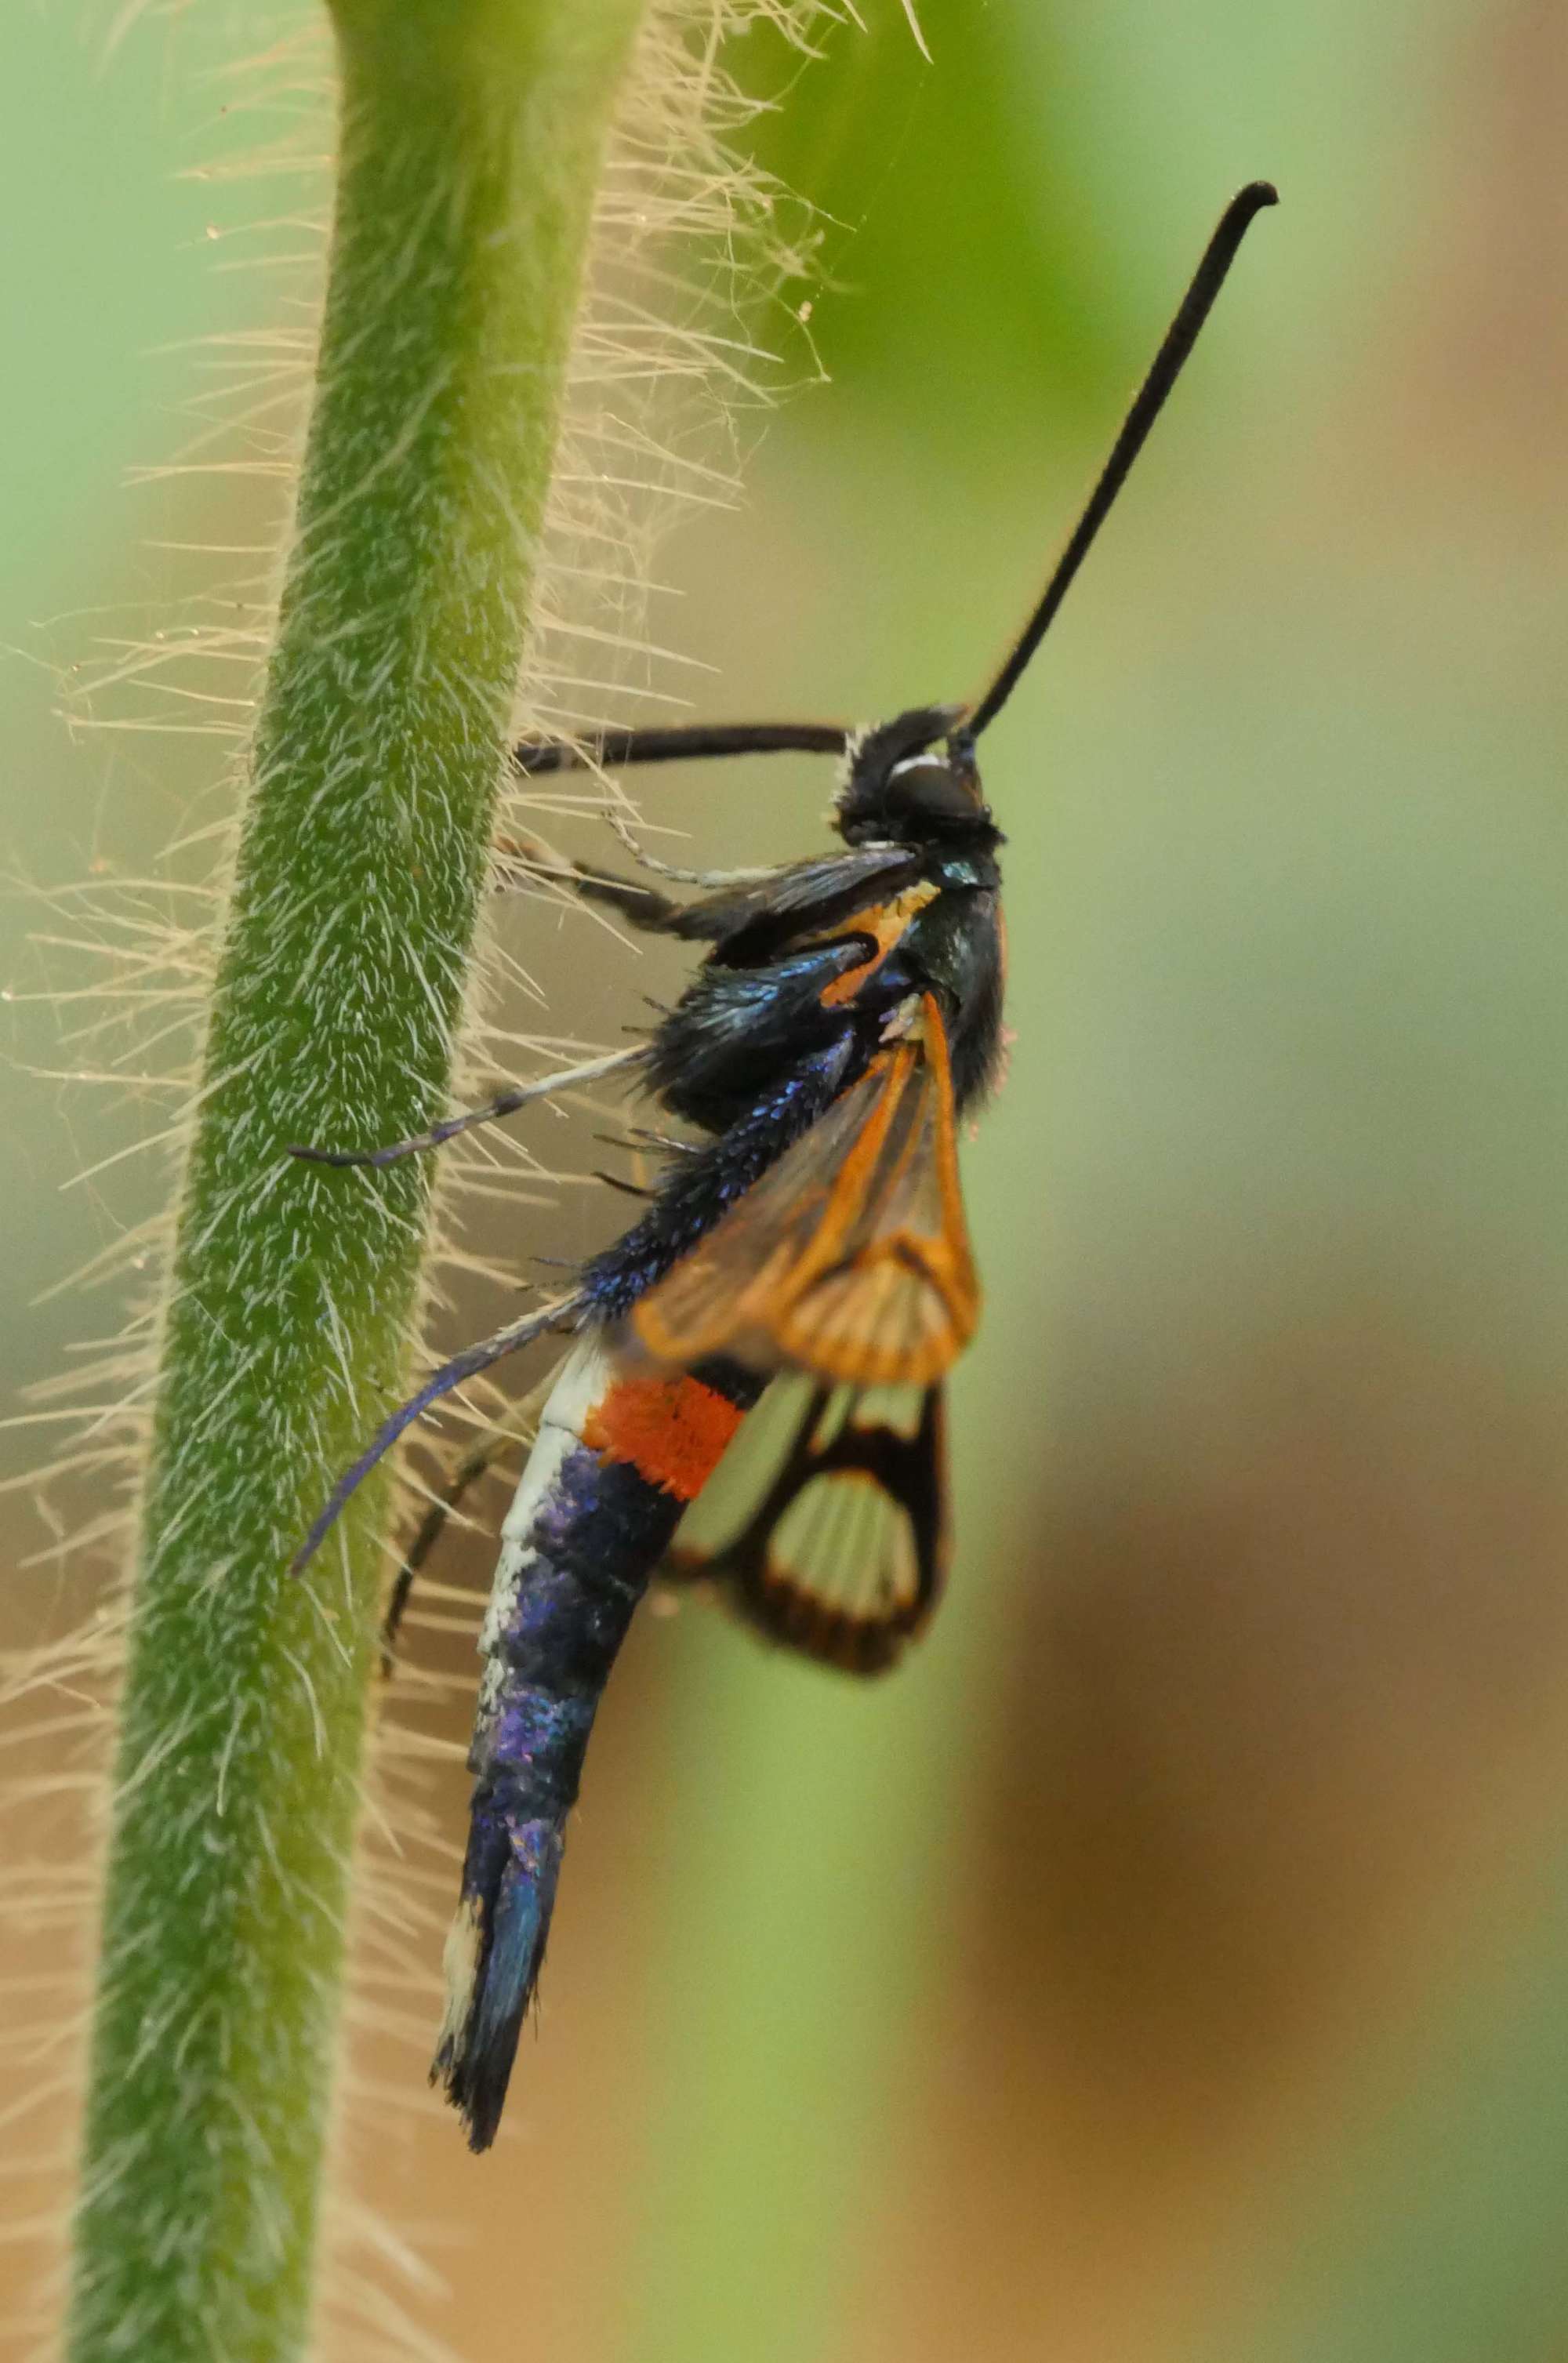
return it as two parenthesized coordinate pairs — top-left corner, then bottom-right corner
(835, 704), (996, 849)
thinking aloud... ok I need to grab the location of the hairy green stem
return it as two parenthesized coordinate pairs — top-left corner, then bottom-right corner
(67, 5), (644, 2357)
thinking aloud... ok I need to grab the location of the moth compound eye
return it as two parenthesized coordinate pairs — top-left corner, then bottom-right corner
(884, 758), (985, 831)
(886, 754), (949, 787)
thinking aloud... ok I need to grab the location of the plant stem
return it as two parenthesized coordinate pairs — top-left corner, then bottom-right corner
(67, 5), (645, 2357)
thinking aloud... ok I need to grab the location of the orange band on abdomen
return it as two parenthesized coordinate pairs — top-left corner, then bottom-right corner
(583, 1374), (746, 1501)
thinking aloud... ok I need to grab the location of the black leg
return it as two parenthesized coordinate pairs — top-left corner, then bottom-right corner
(382, 1440), (510, 1674)
(492, 833), (684, 932)
(289, 1044), (645, 1169)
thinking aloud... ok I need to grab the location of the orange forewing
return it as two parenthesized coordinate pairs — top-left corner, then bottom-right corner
(631, 993), (978, 1387)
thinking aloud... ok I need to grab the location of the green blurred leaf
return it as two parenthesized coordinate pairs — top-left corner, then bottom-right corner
(741, 1), (1130, 437)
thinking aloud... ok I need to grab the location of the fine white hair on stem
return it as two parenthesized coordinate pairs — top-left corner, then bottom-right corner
(9, 0), (850, 2355)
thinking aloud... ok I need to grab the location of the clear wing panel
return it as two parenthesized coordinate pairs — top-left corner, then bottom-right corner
(666, 1377), (948, 1674)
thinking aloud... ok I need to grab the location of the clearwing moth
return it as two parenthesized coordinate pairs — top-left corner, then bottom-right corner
(292, 183), (1277, 2147)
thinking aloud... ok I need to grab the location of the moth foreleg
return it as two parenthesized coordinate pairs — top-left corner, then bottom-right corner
(492, 830), (684, 933)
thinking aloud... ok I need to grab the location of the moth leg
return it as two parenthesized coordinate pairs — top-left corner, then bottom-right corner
(382, 1439), (508, 1675)
(602, 806), (781, 889)
(290, 1291), (583, 1577)
(288, 1043), (645, 1170)
(492, 830), (682, 933)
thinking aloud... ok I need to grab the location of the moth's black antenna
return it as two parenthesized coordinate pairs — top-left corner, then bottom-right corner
(514, 722), (849, 775)
(967, 180), (1278, 740)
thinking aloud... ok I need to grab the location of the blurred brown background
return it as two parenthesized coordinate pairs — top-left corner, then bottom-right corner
(6, 2), (1568, 2359)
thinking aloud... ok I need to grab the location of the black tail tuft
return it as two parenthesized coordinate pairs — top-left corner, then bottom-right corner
(431, 1813), (564, 2152)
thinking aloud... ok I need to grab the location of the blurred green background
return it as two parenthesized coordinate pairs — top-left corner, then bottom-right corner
(7, 3), (1568, 2361)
